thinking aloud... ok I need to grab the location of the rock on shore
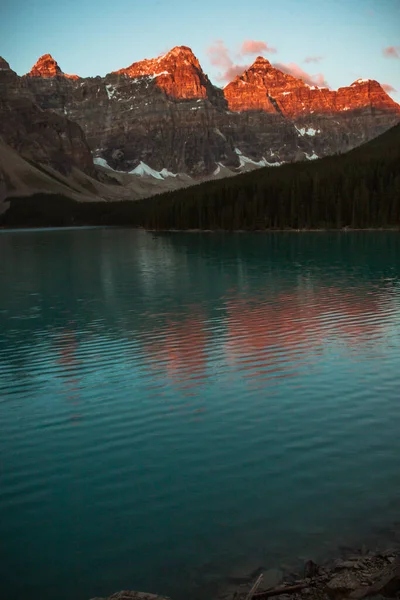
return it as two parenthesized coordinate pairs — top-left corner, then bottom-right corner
(90, 547), (400, 600)
(91, 592), (170, 600)
(220, 548), (400, 600)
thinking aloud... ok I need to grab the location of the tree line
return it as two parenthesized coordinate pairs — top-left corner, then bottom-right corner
(2, 123), (400, 229)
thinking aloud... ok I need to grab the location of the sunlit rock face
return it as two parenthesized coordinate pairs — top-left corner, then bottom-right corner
(336, 79), (400, 112)
(2, 46), (398, 178)
(225, 56), (306, 113)
(114, 46), (223, 103)
(224, 57), (400, 118)
(273, 79), (400, 118)
(27, 54), (79, 80)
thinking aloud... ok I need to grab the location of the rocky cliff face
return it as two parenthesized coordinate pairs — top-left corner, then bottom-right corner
(3, 47), (399, 180)
(23, 50), (302, 175)
(0, 57), (94, 176)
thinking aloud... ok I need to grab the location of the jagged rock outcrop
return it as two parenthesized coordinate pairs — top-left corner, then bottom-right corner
(91, 592), (170, 600)
(0, 57), (94, 176)
(2, 46), (399, 179)
(28, 53), (79, 80)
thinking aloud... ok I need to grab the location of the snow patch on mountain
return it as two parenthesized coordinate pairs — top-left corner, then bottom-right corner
(94, 156), (183, 179)
(295, 126), (320, 136)
(147, 71), (169, 80)
(213, 163), (222, 175)
(129, 162), (164, 179)
(129, 161), (180, 179)
(235, 148), (283, 168)
(105, 84), (117, 100)
(160, 168), (177, 178)
(94, 157), (115, 170)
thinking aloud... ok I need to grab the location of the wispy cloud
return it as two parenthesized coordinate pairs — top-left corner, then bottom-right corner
(240, 40), (277, 56)
(206, 40), (231, 70)
(382, 83), (397, 94)
(383, 46), (400, 58)
(273, 62), (329, 87)
(206, 40), (249, 82)
(304, 55), (323, 64)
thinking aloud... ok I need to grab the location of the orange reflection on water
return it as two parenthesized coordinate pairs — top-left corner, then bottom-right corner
(139, 284), (390, 394)
(54, 326), (83, 424)
(224, 284), (388, 383)
(133, 282), (393, 397)
(142, 308), (210, 398)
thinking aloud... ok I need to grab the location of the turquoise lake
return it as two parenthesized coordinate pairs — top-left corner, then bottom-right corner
(1, 229), (400, 600)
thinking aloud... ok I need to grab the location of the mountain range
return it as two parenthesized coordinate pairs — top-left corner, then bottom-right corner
(0, 45), (399, 205)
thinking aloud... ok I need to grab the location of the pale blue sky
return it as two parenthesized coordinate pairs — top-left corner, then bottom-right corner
(1, 0), (399, 96)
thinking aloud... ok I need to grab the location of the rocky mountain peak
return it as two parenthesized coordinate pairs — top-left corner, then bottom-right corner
(224, 58), (305, 112)
(0, 57), (12, 71)
(27, 54), (79, 80)
(337, 78), (400, 113)
(114, 45), (216, 101)
(28, 54), (62, 77)
(165, 45), (198, 60)
(252, 56), (272, 67)
(0, 56), (21, 94)
(351, 78), (373, 86)
(244, 57), (305, 88)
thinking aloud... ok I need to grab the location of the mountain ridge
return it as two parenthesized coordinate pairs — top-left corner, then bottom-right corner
(24, 46), (400, 111)
(1, 45), (399, 183)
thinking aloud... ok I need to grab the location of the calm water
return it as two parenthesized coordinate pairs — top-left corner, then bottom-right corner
(1, 230), (400, 600)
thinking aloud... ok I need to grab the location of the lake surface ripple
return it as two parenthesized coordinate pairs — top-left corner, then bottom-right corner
(1, 230), (400, 600)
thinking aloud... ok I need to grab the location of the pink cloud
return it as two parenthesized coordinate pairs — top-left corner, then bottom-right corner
(273, 62), (329, 87)
(383, 46), (400, 58)
(382, 83), (397, 94)
(206, 40), (232, 69)
(240, 40), (277, 55)
(206, 40), (248, 82)
(304, 55), (323, 63)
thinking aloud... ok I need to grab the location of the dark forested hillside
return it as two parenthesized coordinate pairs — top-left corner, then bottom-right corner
(2, 124), (400, 229)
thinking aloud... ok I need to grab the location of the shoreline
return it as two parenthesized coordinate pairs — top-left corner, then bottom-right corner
(92, 541), (400, 600)
(1, 225), (400, 232)
(148, 227), (400, 233)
